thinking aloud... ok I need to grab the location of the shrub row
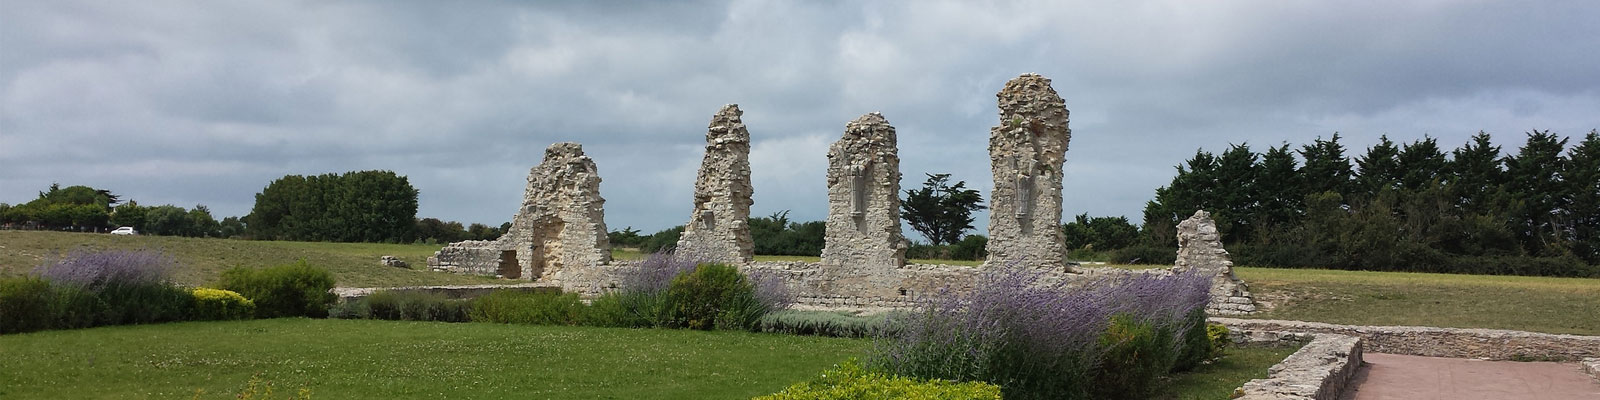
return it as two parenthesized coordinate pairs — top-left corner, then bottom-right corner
(757, 310), (900, 338)
(1, 250), (336, 334)
(756, 360), (1001, 400)
(871, 265), (1218, 400)
(334, 253), (792, 333)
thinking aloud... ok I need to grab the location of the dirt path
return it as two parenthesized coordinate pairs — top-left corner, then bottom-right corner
(1341, 353), (1600, 400)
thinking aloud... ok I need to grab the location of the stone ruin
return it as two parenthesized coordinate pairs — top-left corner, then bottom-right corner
(985, 74), (1071, 271)
(821, 112), (908, 270)
(422, 74), (1256, 315)
(674, 104), (756, 264)
(1176, 210), (1257, 315)
(427, 142), (611, 283)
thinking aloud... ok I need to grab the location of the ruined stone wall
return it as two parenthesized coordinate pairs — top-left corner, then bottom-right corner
(428, 142), (611, 282)
(1176, 210), (1257, 315)
(676, 104), (755, 264)
(985, 74), (1071, 270)
(821, 112), (907, 273)
(427, 240), (505, 276)
(503, 142), (612, 282)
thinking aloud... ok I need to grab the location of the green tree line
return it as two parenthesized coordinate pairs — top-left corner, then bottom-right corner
(1131, 130), (1599, 276)
(243, 170), (419, 243)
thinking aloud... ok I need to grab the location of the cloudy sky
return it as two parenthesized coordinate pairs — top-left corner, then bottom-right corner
(3, 1), (1598, 239)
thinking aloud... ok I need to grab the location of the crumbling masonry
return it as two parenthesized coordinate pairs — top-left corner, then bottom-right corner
(675, 104), (756, 264)
(985, 74), (1071, 270)
(1176, 210), (1257, 315)
(427, 142), (611, 282)
(424, 74), (1255, 315)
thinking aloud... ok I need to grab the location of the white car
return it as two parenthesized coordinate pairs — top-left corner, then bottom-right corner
(110, 226), (137, 236)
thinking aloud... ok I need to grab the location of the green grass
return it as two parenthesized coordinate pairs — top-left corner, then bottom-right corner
(1155, 344), (1302, 400)
(1237, 266), (1600, 335)
(0, 318), (868, 399)
(0, 231), (498, 287)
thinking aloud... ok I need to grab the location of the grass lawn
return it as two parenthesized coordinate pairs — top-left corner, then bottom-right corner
(0, 317), (1294, 399)
(0, 318), (868, 399)
(1155, 344), (1302, 400)
(1237, 266), (1600, 336)
(0, 231), (498, 287)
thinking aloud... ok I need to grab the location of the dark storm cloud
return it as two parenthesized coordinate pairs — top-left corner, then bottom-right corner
(3, 1), (1598, 241)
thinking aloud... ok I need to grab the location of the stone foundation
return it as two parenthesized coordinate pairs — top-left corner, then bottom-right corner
(1214, 317), (1600, 361)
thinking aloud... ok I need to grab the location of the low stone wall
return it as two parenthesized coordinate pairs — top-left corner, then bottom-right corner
(1583, 358), (1600, 381)
(428, 240), (505, 276)
(1232, 331), (1364, 400)
(1214, 317), (1600, 361)
(330, 283), (559, 302)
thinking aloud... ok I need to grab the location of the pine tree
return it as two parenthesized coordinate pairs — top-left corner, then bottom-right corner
(1447, 132), (1507, 216)
(1565, 130), (1600, 264)
(1213, 144), (1260, 242)
(1255, 143), (1302, 232)
(1397, 136), (1449, 191)
(1354, 135), (1402, 199)
(1504, 130), (1570, 255)
(1298, 134), (1354, 200)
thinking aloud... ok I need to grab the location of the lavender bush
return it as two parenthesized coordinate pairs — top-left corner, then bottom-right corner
(34, 249), (178, 291)
(590, 250), (790, 330)
(870, 263), (1212, 400)
(29, 249), (192, 326)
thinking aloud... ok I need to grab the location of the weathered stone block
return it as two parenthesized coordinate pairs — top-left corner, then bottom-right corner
(985, 74), (1070, 270)
(676, 104), (755, 264)
(821, 112), (907, 271)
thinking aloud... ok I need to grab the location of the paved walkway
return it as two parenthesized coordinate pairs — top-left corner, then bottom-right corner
(1341, 353), (1600, 400)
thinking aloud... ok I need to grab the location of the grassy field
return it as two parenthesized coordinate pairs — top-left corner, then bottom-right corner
(1237, 267), (1600, 335)
(0, 318), (1290, 399)
(0, 230), (497, 287)
(0, 318), (867, 399)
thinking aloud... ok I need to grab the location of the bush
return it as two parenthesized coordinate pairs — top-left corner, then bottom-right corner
(468, 290), (583, 325)
(364, 290), (469, 322)
(872, 264), (1211, 400)
(1173, 311), (1225, 371)
(219, 260), (337, 318)
(0, 278), (55, 334)
(191, 288), (255, 321)
(758, 310), (898, 338)
(1091, 313), (1179, 400)
(35, 249), (191, 326)
(583, 290), (671, 328)
(755, 360), (1001, 400)
(666, 263), (761, 330)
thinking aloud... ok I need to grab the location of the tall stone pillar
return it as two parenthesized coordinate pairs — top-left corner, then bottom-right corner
(984, 74), (1070, 270)
(504, 142), (613, 281)
(822, 112), (907, 269)
(676, 104), (755, 264)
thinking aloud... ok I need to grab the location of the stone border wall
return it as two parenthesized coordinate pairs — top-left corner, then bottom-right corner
(1231, 330), (1364, 400)
(1582, 358), (1600, 381)
(1214, 317), (1600, 361)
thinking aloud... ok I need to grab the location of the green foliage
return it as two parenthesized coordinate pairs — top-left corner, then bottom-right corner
(904, 235), (988, 261)
(1108, 244), (1177, 265)
(467, 290), (585, 325)
(608, 226), (646, 248)
(1174, 312), (1226, 371)
(1, 184), (119, 231)
(219, 216), (246, 238)
(756, 360), (1002, 400)
(1061, 213), (1139, 252)
(639, 225), (685, 253)
(758, 310), (897, 338)
(901, 173), (986, 245)
(750, 211), (827, 256)
(356, 290), (470, 322)
(666, 263), (762, 330)
(1568, 131), (1600, 264)
(109, 201), (147, 231)
(245, 170), (419, 243)
(143, 205), (195, 236)
(1091, 313), (1179, 400)
(191, 288), (256, 321)
(94, 280), (193, 325)
(219, 261), (337, 318)
(0, 277), (57, 333)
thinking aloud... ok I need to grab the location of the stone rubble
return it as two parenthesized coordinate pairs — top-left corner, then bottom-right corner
(1233, 331), (1365, 400)
(675, 104), (756, 264)
(985, 74), (1071, 270)
(379, 255), (408, 268)
(1176, 210), (1258, 315)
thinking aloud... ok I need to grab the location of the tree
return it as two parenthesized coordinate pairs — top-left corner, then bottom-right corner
(219, 216), (246, 238)
(901, 173), (985, 245)
(109, 201), (147, 231)
(1298, 134), (1354, 199)
(1062, 214), (1139, 251)
(1212, 143), (1260, 241)
(1504, 130), (1570, 255)
(1565, 130), (1600, 264)
(143, 205), (193, 236)
(1354, 135), (1401, 199)
(1255, 143), (1302, 231)
(1397, 136), (1448, 191)
(245, 170), (419, 242)
(1448, 132), (1507, 215)
(188, 205), (220, 237)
